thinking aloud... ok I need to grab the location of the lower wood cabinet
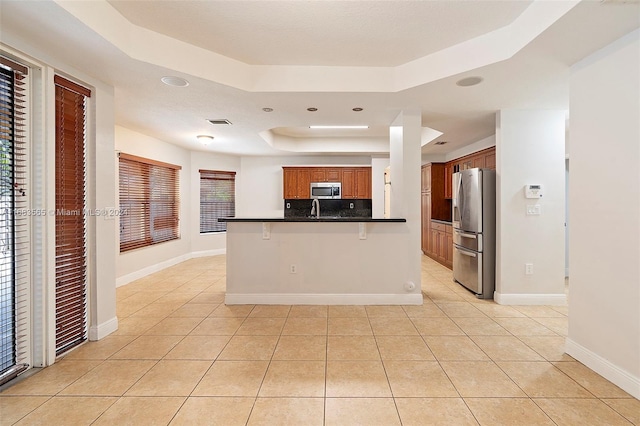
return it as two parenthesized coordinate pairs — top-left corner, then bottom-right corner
(424, 220), (452, 269)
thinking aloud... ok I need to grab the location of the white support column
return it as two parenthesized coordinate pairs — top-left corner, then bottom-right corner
(389, 110), (422, 295)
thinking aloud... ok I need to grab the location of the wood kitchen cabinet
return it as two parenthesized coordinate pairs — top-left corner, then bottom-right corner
(283, 167), (311, 199)
(309, 167), (343, 182)
(421, 193), (431, 253)
(421, 163), (450, 256)
(444, 146), (496, 200)
(283, 166), (370, 199)
(342, 167), (371, 199)
(426, 220), (452, 268)
(444, 163), (453, 199)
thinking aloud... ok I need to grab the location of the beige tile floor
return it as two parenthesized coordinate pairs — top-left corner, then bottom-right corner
(1, 255), (638, 425)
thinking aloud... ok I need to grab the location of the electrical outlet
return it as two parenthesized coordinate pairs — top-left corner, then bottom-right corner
(290, 264), (297, 274)
(525, 263), (534, 275)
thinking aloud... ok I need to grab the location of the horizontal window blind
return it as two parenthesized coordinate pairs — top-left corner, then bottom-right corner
(54, 75), (90, 355)
(0, 56), (30, 382)
(200, 170), (235, 233)
(119, 153), (180, 252)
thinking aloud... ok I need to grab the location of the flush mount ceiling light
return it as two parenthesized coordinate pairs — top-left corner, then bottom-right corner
(207, 119), (232, 125)
(262, 107), (274, 112)
(197, 135), (214, 145)
(307, 107), (318, 112)
(352, 107), (364, 112)
(456, 76), (483, 87)
(309, 125), (369, 129)
(161, 76), (189, 87)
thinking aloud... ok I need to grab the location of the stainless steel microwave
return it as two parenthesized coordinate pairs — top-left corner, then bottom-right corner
(310, 182), (341, 199)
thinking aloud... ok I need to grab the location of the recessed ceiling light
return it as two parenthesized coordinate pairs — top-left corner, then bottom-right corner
(207, 119), (232, 125)
(307, 107), (318, 112)
(434, 141), (448, 145)
(456, 76), (483, 87)
(262, 107), (274, 112)
(161, 76), (189, 87)
(309, 125), (369, 129)
(352, 107), (363, 112)
(197, 135), (214, 145)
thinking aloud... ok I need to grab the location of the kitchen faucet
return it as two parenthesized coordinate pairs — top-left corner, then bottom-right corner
(310, 199), (320, 219)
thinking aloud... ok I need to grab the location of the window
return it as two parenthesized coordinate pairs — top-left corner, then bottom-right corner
(199, 170), (235, 233)
(119, 153), (180, 252)
(0, 55), (30, 382)
(54, 75), (91, 355)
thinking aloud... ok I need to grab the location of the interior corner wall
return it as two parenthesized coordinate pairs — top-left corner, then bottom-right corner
(495, 109), (566, 304)
(567, 29), (640, 398)
(189, 151), (241, 254)
(115, 126), (192, 280)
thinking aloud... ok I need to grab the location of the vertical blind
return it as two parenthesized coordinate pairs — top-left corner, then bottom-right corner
(199, 170), (235, 233)
(0, 57), (30, 382)
(119, 154), (180, 252)
(54, 75), (90, 355)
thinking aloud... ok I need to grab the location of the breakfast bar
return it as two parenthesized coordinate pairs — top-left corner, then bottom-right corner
(220, 217), (423, 305)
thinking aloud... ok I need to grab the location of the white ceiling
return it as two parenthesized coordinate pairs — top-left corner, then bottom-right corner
(106, 0), (533, 67)
(1, 0), (639, 157)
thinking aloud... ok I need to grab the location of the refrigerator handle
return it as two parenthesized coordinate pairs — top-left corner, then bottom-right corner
(457, 175), (464, 220)
(455, 230), (477, 239)
(456, 248), (477, 258)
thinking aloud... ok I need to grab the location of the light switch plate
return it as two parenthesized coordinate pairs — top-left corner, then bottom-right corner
(526, 204), (541, 215)
(358, 222), (367, 240)
(262, 222), (271, 239)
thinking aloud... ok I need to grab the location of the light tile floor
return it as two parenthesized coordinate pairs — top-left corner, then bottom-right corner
(1, 255), (638, 425)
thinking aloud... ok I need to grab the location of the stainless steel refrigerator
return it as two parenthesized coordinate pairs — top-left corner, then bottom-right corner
(452, 168), (496, 299)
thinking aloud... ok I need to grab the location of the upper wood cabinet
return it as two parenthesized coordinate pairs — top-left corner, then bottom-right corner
(283, 168), (311, 199)
(421, 164), (432, 193)
(341, 167), (371, 199)
(326, 168), (342, 182)
(283, 166), (370, 199)
(444, 146), (496, 199)
(308, 167), (342, 182)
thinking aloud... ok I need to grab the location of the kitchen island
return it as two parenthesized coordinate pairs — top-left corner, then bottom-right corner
(220, 217), (423, 305)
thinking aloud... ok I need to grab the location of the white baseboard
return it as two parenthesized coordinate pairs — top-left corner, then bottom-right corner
(116, 249), (226, 287)
(191, 249), (226, 258)
(89, 317), (118, 341)
(494, 292), (567, 305)
(565, 338), (640, 399)
(225, 293), (424, 305)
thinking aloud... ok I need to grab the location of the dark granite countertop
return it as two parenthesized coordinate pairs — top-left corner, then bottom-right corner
(219, 217), (406, 223)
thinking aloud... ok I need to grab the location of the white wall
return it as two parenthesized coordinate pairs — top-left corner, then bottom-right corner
(236, 155), (372, 217)
(189, 151), (241, 254)
(495, 109), (566, 304)
(115, 126), (192, 280)
(567, 29), (640, 398)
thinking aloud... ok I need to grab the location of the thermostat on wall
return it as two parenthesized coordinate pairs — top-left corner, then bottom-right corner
(525, 184), (543, 198)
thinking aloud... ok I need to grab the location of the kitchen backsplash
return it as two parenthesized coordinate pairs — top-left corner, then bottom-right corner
(284, 199), (372, 218)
